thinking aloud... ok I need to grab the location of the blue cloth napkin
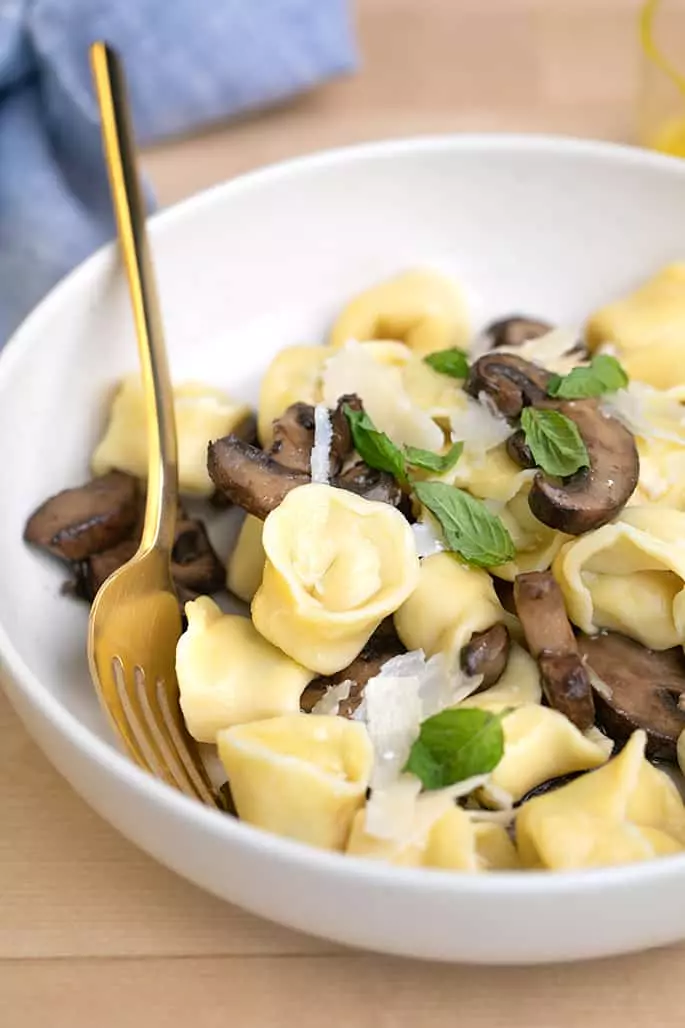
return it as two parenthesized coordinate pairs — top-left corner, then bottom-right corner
(0, 0), (356, 344)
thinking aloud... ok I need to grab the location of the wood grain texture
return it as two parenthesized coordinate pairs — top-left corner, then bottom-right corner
(3, 1), (680, 1024)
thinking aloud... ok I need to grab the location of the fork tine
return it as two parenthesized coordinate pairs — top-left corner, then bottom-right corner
(111, 657), (178, 791)
(134, 667), (210, 804)
(154, 678), (219, 807)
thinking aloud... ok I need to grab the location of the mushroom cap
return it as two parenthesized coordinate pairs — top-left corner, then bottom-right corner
(207, 435), (310, 520)
(578, 631), (685, 761)
(464, 353), (553, 419)
(528, 399), (640, 536)
(461, 623), (511, 689)
(484, 315), (554, 350)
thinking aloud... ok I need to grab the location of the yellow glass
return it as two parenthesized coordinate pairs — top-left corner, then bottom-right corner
(639, 0), (685, 156)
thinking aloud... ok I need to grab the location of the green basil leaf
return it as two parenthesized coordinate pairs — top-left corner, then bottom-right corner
(520, 407), (590, 478)
(404, 441), (463, 474)
(413, 481), (515, 567)
(423, 347), (470, 379)
(547, 354), (629, 399)
(404, 708), (505, 790)
(343, 405), (407, 482)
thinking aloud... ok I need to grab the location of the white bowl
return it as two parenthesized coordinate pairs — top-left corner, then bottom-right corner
(3, 134), (685, 965)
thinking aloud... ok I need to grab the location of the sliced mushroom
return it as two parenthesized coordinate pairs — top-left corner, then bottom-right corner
(514, 571), (595, 730)
(528, 399), (639, 535)
(24, 470), (140, 562)
(464, 353), (553, 419)
(171, 518), (225, 597)
(333, 462), (403, 507)
(301, 619), (405, 718)
(68, 517), (223, 607)
(268, 402), (316, 474)
(207, 435), (310, 519)
(329, 393), (362, 468)
(506, 429), (536, 469)
(461, 623), (511, 689)
(577, 631), (685, 761)
(484, 315), (554, 350)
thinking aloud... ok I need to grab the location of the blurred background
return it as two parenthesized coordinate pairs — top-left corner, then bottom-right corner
(142, 0), (685, 204)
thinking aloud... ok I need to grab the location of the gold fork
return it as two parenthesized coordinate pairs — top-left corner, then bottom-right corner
(87, 41), (218, 808)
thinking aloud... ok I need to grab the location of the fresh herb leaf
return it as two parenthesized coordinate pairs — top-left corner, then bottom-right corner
(343, 405), (407, 482)
(404, 441), (463, 475)
(404, 708), (505, 790)
(520, 407), (590, 478)
(547, 354), (629, 399)
(424, 347), (470, 379)
(413, 480), (515, 567)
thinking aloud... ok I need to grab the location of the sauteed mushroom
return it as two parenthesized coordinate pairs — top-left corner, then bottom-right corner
(514, 571), (595, 730)
(461, 623), (511, 688)
(578, 631), (685, 761)
(24, 470), (140, 562)
(464, 353), (553, 419)
(484, 315), (554, 350)
(528, 399), (639, 535)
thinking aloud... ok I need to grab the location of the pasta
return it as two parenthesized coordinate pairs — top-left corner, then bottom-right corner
(92, 376), (252, 496)
(393, 552), (507, 666)
(218, 714), (373, 850)
(30, 261), (685, 877)
(177, 597), (315, 742)
(252, 483), (420, 674)
(517, 731), (685, 869)
(552, 507), (685, 650)
(226, 514), (265, 603)
(586, 263), (685, 390)
(329, 269), (470, 357)
(347, 798), (519, 871)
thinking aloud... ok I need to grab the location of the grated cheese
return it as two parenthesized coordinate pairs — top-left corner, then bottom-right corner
(310, 403), (332, 484)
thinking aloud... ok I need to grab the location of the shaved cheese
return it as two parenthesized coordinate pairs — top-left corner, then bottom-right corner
(499, 327), (582, 374)
(479, 783), (514, 810)
(310, 404), (332, 484)
(321, 340), (443, 450)
(359, 649), (485, 839)
(365, 774), (489, 842)
(602, 382), (685, 445)
(412, 518), (445, 558)
(468, 807), (516, 827)
(311, 680), (352, 716)
(449, 393), (510, 464)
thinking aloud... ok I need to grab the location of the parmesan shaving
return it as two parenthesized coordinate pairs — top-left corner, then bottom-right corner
(585, 666), (613, 702)
(365, 774), (490, 842)
(479, 783), (514, 810)
(310, 404), (332, 484)
(602, 382), (685, 445)
(498, 327), (582, 374)
(468, 807), (516, 827)
(449, 393), (510, 464)
(321, 340), (443, 450)
(411, 519), (445, 559)
(310, 680), (352, 717)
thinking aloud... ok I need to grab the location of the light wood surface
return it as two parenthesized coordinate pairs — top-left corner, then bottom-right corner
(6, 1), (685, 1024)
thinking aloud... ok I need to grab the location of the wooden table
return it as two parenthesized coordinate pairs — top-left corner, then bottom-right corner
(5, 1), (685, 1024)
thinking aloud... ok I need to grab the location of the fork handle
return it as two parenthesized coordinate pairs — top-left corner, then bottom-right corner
(90, 41), (178, 554)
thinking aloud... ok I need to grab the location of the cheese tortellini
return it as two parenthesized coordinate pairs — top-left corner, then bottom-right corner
(393, 553), (506, 668)
(478, 705), (611, 805)
(177, 597), (314, 742)
(329, 269), (470, 357)
(517, 731), (685, 869)
(218, 714), (373, 851)
(586, 263), (685, 390)
(553, 507), (685, 650)
(226, 514), (265, 603)
(252, 483), (420, 674)
(92, 376), (252, 496)
(347, 801), (519, 871)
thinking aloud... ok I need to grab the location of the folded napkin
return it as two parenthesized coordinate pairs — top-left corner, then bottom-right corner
(0, 0), (356, 345)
